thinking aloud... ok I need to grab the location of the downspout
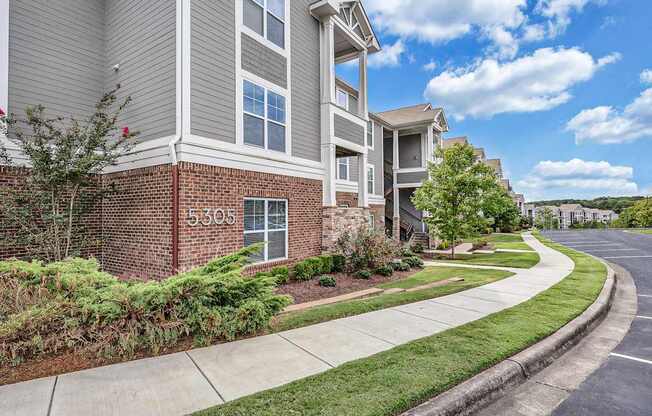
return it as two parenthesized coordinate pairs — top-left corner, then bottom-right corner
(170, 136), (181, 273)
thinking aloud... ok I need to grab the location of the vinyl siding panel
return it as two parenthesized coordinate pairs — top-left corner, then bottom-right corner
(8, 0), (105, 119)
(290, 0), (321, 162)
(397, 171), (427, 184)
(191, 0), (236, 143)
(399, 134), (422, 169)
(334, 115), (365, 147)
(241, 33), (287, 89)
(105, 0), (177, 143)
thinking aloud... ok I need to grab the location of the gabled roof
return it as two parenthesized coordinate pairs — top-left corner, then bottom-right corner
(373, 103), (446, 129)
(560, 204), (583, 211)
(310, 1), (380, 53)
(473, 147), (486, 160)
(442, 136), (469, 149)
(486, 158), (503, 174)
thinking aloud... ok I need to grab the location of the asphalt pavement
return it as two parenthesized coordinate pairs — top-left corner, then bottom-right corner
(542, 229), (652, 416)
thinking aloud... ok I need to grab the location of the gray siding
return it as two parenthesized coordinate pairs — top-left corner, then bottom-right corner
(399, 134), (422, 168)
(348, 157), (359, 182)
(334, 115), (365, 147)
(241, 33), (287, 89)
(105, 0), (177, 143)
(367, 121), (384, 195)
(191, 0), (236, 143)
(8, 0), (105, 119)
(397, 171), (427, 185)
(291, 0), (321, 162)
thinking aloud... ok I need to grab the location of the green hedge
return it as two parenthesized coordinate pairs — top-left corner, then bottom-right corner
(292, 255), (337, 281)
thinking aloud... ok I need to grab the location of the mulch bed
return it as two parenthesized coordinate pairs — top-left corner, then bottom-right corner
(276, 269), (417, 304)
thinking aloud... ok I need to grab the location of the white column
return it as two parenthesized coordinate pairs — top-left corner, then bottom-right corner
(321, 17), (336, 105)
(392, 129), (400, 227)
(358, 49), (368, 117)
(427, 124), (434, 162)
(392, 129), (399, 170)
(322, 144), (337, 206)
(393, 187), (399, 218)
(357, 152), (368, 208)
(0, 0), (8, 114)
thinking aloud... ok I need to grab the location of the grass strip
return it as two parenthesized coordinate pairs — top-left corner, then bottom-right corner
(629, 229), (652, 235)
(271, 267), (512, 333)
(195, 236), (606, 416)
(438, 251), (541, 269)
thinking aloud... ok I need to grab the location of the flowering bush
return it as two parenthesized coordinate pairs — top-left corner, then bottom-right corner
(335, 226), (400, 273)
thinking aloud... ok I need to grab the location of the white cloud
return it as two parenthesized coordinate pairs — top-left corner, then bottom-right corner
(365, 0), (527, 44)
(641, 69), (652, 85)
(517, 159), (639, 199)
(483, 26), (520, 59)
(521, 24), (547, 42)
(424, 47), (619, 120)
(567, 88), (652, 144)
(368, 39), (405, 68)
(423, 60), (438, 72)
(535, 0), (607, 36)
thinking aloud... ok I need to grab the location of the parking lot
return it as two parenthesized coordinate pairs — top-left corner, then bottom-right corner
(542, 229), (652, 416)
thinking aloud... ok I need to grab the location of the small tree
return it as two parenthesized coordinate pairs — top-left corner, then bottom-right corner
(412, 143), (497, 259)
(482, 186), (521, 232)
(534, 207), (558, 230)
(0, 90), (137, 261)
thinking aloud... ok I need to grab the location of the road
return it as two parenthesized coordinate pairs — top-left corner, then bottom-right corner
(542, 229), (652, 416)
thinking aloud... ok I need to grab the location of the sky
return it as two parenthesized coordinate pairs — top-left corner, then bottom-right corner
(337, 0), (652, 202)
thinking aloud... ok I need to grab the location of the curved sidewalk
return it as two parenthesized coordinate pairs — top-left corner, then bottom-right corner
(0, 234), (575, 416)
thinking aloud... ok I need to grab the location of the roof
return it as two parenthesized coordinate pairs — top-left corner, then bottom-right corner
(473, 147), (486, 159)
(373, 103), (444, 128)
(560, 204), (583, 211)
(442, 136), (469, 149)
(485, 159), (502, 173)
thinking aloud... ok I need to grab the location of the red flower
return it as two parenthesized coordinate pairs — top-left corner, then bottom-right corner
(122, 127), (130, 138)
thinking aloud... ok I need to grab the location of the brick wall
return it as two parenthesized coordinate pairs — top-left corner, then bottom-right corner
(177, 162), (323, 272)
(0, 165), (102, 260)
(100, 165), (172, 279)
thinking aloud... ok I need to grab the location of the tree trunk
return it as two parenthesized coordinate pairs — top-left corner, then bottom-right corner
(64, 184), (80, 259)
(450, 239), (455, 260)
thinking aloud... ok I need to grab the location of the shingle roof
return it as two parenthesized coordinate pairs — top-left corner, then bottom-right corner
(373, 103), (443, 127)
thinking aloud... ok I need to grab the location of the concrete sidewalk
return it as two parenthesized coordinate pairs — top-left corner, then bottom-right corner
(0, 234), (574, 416)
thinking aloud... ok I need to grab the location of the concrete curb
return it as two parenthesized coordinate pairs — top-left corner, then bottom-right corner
(402, 263), (616, 416)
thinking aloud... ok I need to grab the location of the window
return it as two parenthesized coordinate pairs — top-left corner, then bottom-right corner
(243, 80), (286, 152)
(337, 157), (350, 181)
(367, 120), (374, 148)
(244, 198), (287, 262)
(336, 89), (349, 109)
(367, 165), (375, 195)
(243, 0), (285, 49)
(368, 214), (375, 229)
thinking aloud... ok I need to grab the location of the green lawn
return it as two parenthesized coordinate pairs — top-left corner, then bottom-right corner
(439, 251), (540, 269)
(467, 233), (532, 251)
(271, 267), (513, 333)
(195, 238), (607, 416)
(629, 229), (652, 235)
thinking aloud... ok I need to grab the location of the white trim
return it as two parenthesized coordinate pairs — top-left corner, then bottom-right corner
(331, 137), (366, 155)
(396, 183), (422, 189)
(181, 0), (192, 138)
(368, 194), (386, 205)
(336, 88), (349, 109)
(367, 119), (374, 150)
(331, 102), (366, 127)
(240, 0), (289, 58)
(337, 157), (350, 181)
(244, 197), (289, 264)
(396, 167), (427, 174)
(332, 15), (366, 51)
(0, 0), (8, 114)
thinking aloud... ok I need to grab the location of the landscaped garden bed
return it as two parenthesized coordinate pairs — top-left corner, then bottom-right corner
(194, 234), (608, 416)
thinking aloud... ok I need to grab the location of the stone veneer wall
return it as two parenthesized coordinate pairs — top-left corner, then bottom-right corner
(322, 207), (371, 252)
(336, 191), (385, 231)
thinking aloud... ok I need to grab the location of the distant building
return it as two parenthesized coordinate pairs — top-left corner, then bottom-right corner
(533, 204), (618, 229)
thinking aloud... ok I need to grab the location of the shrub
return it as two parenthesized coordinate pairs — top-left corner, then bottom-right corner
(356, 270), (372, 280)
(335, 227), (400, 273)
(436, 241), (450, 250)
(332, 255), (345, 273)
(318, 255), (334, 274)
(0, 244), (291, 365)
(270, 266), (289, 285)
(293, 260), (315, 281)
(318, 276), (337, 287)
(411, 242), (425, 254)
(401, 247), (415, 257)
(471, 238), (489, 251)
(404, 256), (424, 268)
(375, 265), (394, 277)
(392, 261), (410, 272)
(306, 258), (324, 275)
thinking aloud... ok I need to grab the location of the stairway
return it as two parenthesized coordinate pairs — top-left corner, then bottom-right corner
(410, 231), (430, 248)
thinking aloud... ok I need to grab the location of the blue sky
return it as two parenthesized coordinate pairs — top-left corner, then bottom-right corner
(338, 0), (652, 201)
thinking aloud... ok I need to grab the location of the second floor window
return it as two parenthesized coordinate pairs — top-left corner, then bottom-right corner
(367, 165), (375, 195)
(367, 120), (373, 148)
(244, 0), (285, 49)
(336, 89), (349, 109)
(243, 80), (286, 152)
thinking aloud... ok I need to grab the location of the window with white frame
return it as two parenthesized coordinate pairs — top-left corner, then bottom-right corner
(367, 120), (373, 148)
(244, 198), (288, 262)
(337, 157), (350, 181)
(368, 214), (375, 228)
(367, 164), (375, 195)
(336, 89), (349, 109)
(243, 0), (285, 49)
(243, 80), (286, 152)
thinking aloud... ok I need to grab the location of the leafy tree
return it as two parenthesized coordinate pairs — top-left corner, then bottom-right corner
(412, 143), (497, 259)
(482, 186), (521, 232)
(631, 198), (652, 227)
(0, 89), (137, 261)
(534, 207), (559, 230)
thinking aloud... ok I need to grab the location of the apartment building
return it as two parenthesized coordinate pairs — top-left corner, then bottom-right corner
(532, 204), (618, 229)
(0, 0), (455, 278)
